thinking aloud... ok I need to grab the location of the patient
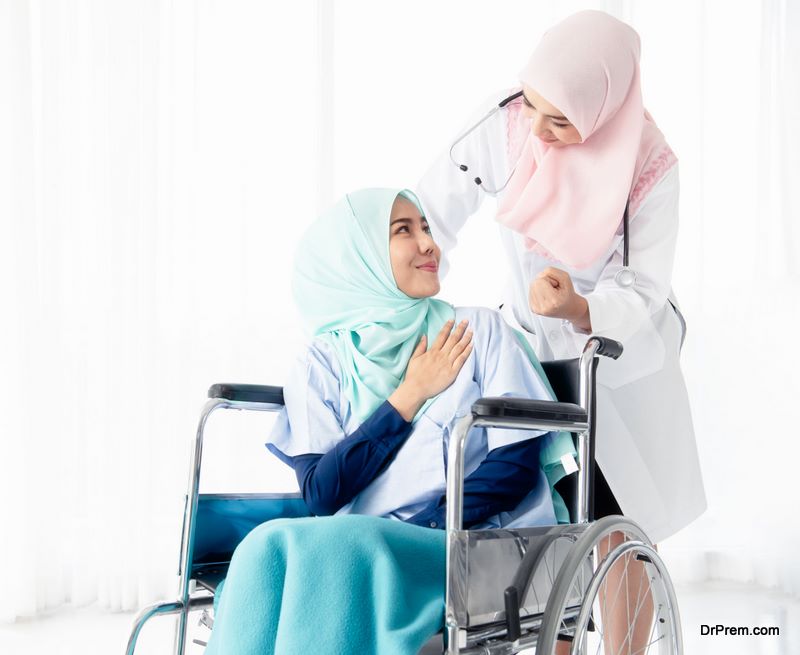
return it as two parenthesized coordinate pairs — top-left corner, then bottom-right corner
(204, 188), (574, 655)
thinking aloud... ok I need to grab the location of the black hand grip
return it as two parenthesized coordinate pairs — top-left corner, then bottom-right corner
(588, 337), (623, 360)
(504, 586), (521, 641)
(207, 383), (284, 405)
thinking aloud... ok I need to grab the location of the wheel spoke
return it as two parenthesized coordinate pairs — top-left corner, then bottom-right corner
(629, 577), (652, 630)
(594, 580), (606, 655)
(545, 541), (555, 594)
(630, 632), (666, 655)
(561, 556), (591, 652)
(622, 552), (631, 655)
(642, 602), (660, 655)
(603, 549), (630, 635)
(618, 567), (652, 655)
(629, 565), (648, 629)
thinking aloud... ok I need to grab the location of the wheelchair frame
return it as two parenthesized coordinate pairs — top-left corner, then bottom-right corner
(126, 336), (682, 655)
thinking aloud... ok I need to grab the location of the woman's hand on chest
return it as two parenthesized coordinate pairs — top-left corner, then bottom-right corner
(388, 319), (474, 421)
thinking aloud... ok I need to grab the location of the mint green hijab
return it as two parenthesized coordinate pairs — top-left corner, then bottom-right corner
(293, 188), (456, 423)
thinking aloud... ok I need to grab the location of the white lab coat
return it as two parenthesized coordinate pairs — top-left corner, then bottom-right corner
(415, 93), (706, 543)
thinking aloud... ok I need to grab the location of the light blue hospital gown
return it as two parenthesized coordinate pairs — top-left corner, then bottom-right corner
(269, 305), (562, 528)
(206, 306), (569, 655)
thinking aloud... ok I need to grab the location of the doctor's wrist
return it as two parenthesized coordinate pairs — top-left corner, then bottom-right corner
(568, 296), (592, 332)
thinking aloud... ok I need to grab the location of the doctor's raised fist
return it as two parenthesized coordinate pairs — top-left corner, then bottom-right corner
(529, 267), (591, 331)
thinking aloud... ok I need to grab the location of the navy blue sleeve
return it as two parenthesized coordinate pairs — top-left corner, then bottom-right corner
(405, 436), (543, 529)
(275, 400), (414, 516)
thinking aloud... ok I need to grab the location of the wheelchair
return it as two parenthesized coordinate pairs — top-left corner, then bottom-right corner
(126, 336), (683, 655)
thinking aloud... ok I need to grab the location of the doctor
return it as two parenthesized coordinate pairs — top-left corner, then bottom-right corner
(415, 10), (705, 544)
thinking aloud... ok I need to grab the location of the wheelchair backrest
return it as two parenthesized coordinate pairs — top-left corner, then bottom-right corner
(540, 357), (599, 524)
(540, 358), (581, 405)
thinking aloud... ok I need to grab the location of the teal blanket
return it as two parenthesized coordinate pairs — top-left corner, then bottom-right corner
(205, 515), (446, 655)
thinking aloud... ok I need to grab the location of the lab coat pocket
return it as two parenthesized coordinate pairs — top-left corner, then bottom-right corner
(597, 312), (666, 390)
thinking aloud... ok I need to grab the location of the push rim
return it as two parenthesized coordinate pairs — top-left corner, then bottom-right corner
(536, 516), (682, 655)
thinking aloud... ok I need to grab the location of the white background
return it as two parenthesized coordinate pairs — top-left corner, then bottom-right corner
(1, 0), (799, 631)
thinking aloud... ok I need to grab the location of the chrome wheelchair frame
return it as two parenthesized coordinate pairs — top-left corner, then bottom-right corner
(126, 336), (683, 655)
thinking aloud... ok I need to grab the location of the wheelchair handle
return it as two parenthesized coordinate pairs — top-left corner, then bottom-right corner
(585, 336), (623, 360)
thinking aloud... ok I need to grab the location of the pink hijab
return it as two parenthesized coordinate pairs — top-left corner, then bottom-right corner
(496, 10), (677, 269)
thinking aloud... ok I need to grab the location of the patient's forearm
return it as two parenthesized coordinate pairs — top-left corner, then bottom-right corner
(290, 401), (413, 516)
(406, 436), (543, 529)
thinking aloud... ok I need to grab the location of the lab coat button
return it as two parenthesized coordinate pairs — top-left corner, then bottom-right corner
(429, 521), (438, 529)
(549, 330), (560, 341)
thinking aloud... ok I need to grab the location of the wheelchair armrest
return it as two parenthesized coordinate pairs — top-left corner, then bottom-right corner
(587, 336), (623, 359)
(207, 383), (284, 405)
(471, 397), (587, 423)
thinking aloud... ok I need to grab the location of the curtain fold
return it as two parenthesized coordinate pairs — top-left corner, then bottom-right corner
(661, 0), (800, 597)
(1, 0), (315, 621)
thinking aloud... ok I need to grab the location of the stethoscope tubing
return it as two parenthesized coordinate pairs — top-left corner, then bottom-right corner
(449, 90), (635, 288)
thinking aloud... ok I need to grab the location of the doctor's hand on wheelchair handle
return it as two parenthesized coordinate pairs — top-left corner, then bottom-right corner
(388, 319), (473, 422)
(529, 267), (592, 332)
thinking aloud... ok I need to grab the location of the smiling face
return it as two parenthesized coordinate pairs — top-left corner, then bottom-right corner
(521, 85), (583, 147)
(388, 195), (441, 298)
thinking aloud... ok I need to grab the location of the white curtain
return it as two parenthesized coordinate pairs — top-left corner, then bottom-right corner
(0, 0), (315, 620)
(637, 0), (800, 596)
(2, 0), (799, 623)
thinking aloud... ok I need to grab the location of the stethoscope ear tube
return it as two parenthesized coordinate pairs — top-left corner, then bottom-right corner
(448, 91), (527, 196)
(450, 91), (635, 288)
(498, 90), (524, 108)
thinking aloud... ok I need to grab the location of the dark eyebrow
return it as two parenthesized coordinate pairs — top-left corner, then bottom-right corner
(522, 93), (569, 122)
(390, 216), (429, 226)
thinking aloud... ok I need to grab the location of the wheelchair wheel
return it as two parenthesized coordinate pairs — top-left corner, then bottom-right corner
(536, 516), (683, 655)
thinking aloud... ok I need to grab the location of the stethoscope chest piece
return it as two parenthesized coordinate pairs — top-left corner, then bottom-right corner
(614, 267), (636, 288)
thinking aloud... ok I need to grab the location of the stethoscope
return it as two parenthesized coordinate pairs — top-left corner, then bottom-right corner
(449, 90), (636, 288)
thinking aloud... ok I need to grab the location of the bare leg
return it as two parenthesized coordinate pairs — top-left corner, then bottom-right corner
(597, 532), (655, 653)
